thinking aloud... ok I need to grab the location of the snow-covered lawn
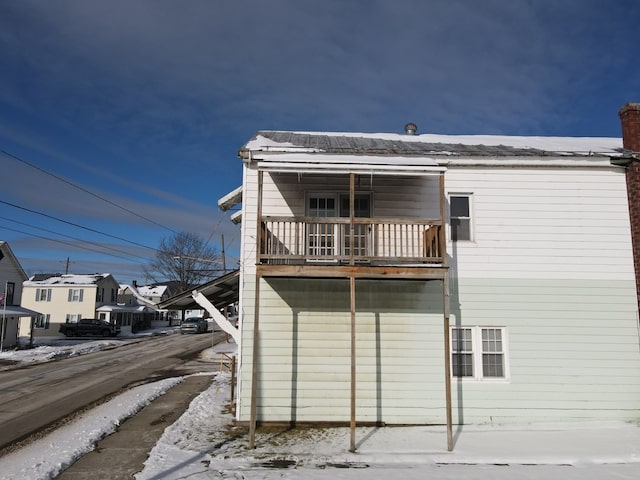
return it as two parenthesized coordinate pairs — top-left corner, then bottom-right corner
(1, 333), (640, 479)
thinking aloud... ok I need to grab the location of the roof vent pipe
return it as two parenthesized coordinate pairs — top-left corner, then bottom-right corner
(404, 123), (418, 135)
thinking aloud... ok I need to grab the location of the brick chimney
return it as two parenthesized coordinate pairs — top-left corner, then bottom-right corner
(620, 103), (640, 152)
(618, 103), (640, 313)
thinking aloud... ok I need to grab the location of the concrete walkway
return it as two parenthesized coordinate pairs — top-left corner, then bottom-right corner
(56, 375), (214, 480)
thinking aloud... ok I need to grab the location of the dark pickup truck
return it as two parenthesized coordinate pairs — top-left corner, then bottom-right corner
(59, 319), (121, 337)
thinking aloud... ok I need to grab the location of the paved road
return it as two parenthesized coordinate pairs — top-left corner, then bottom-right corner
(0, 331), (227, 450)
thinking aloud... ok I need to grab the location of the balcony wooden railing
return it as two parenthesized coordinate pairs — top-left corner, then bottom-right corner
(259, 216), (444, 265)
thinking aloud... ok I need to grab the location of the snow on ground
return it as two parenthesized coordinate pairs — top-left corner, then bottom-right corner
(0, 327), (179, 368)
(1, 332), (640, 479)
(0, 377), (183, 479)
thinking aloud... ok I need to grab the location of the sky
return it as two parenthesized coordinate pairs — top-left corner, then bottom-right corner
(1, 337), (639, 479)
(1, 0), (639, 285)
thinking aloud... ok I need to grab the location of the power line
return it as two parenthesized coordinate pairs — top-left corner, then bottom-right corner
(0, 199), (159, 252)
(1, 148), (180, 235)
(0, 225), (148, 264)
(0, 215), (151, 262)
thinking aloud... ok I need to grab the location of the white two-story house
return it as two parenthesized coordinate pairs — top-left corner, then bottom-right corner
(223, 105), (640, 450)
(21, 273), (120, 338)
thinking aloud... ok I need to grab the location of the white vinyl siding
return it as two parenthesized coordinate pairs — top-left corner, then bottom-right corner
(237, 161), (640, 427)
(445, 167), (635, 281)
(238, 277), (446, 424)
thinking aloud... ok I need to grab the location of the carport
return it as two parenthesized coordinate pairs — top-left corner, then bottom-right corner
(158, 269), (240, 322)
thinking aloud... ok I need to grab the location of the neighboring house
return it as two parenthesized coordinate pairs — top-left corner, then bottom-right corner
(21, 273), (120, 338)
(222, 104), (640, 450)
(108, 282), (173, 331)
(0, 241), (40, 348)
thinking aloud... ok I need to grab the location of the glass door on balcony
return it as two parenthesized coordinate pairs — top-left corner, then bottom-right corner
(307, 195), (337, 258)
(340, 194), (371, 257)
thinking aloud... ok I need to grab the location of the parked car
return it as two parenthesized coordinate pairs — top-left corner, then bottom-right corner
(180, 317), (209, 334)
(59, 319), (121, 337)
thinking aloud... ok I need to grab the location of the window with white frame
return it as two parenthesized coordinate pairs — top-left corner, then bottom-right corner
(68, 288), (84, 302)
(35, 288), (52, 302)
(450, 194), (472, 241)
(35, 314), (50, 329)
(66, 314), (81, 323)
(451, 326), (508, 380)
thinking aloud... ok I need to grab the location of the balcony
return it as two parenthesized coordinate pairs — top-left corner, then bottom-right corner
(257, 216), (446, 279)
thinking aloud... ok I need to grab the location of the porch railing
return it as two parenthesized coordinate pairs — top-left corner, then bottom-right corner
(259, 216), (443, 265)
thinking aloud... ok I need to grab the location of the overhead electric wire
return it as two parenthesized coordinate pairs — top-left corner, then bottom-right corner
(1, 148), (180, 234)
(0, 215), (152, 262)
(0, 199), (159, 252)
(0, 225), (148, 264)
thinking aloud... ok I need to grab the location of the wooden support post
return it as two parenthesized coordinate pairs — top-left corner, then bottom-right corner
(349, 274), (357, 452)
(249, 171), (264, 450)
(349, 172), (355, 266)
(248, 275), (261, 449)
(256, 171), (264, 260)
(443, 275), (453, 451)
(439, 173), (453, 451)
(231, 355), (237, 416)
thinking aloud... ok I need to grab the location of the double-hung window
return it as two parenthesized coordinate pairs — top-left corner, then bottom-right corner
(451, 326), (509, 381)
(68, 288), (84, 302)
(66, 313), (81, 323)
(450, 194), (472, 241)
(35, 288), (52, 302)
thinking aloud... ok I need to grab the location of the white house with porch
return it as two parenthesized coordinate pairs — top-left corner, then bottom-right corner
(222, 109), (640, 451)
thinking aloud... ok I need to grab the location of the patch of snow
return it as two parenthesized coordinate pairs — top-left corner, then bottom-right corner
(0, 377), (182, 480)
(248, 131), (622, 156)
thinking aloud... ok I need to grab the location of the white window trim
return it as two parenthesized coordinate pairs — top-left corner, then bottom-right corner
(451, 326), (510, 382)
(448, 192), (474, 242)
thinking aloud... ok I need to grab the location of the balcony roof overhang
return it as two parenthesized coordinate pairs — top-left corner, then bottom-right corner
(218, 185), (243, 211)
(252, 153), (446, 176)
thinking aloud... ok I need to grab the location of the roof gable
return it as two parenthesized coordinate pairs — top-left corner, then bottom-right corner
(0, 241), (28, 281)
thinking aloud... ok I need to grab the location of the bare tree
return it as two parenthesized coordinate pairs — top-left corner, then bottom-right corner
(144, 232), (221, 293)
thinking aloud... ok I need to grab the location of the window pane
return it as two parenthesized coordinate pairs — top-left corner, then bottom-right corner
(453, 353), (474, 377)
(482, 328), (503, 353)
(450, 196), (469, 217)
(482, 353), (504, 377)
(451, 218), (470, 241)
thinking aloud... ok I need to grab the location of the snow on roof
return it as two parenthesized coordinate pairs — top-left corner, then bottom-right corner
(24, 273), (113, 286)
(138, 285), (167, 297)
(118, 284), (162, 307)
(242, 131), (623, 158)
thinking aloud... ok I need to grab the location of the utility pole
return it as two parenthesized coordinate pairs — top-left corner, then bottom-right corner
(61, 257), (74, 274)
(221, 235), (227, 274)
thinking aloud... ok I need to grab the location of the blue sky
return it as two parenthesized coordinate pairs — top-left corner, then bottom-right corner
(1, 0), (639, 285)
